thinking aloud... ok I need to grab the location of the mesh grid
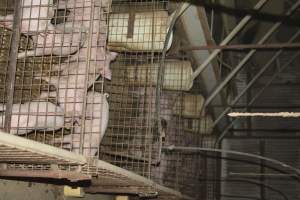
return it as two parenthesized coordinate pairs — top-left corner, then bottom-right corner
(0, 0), (215, 199)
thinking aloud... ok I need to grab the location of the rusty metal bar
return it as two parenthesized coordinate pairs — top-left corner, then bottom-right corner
(180, 43), (300, 51)
(4, 0), (21, 132)
(0, 170), (91, 182)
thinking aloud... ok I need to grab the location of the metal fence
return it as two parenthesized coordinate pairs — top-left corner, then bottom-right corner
(0, 0), (215, 199)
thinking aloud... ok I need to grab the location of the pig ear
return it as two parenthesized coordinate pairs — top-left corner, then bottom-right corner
(104, 93), (109, 98)
(109, 52), (118, 61)
(100, 67), (112, 80)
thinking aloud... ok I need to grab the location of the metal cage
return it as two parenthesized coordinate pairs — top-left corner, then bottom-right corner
(0, 0), (215, 199)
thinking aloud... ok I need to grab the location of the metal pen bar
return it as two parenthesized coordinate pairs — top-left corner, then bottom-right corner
(191, 0), (269, 80)
(204, 0), (300, 109)
(229, 172), (297, 177)
(4, 0), (22, 132)
(180, 42), (300, 51)
(212, 30), (300, 127)
(214, 50), (300, 147)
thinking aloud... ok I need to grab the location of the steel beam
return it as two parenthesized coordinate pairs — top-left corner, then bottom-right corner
(212, 30), (300, 127)
(225, 135), (300, 139)
(229, 172), (297, 178)
(229, 128), (300, 133)
(180, 42), (300, 51)
(204, 1), (300, 109)
(214, 50), (300, 147)
(191, 0), (269, 80)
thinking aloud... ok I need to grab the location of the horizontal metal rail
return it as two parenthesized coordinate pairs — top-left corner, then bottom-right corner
(180, 42), (300, 51)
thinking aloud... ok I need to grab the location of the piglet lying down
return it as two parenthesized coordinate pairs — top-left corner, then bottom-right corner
(53, 92), (109, 157)
(18, 22), (87, 58)
(0, 101), (64, 135)
(0, 0), (54, 34)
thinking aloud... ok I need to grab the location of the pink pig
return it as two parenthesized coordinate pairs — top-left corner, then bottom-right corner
(18, 22), (87, 58)
(53, 92), (109, 157)
(0, 0), (54, 34)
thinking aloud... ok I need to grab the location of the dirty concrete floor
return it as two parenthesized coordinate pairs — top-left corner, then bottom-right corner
(0, 179), (115, 200)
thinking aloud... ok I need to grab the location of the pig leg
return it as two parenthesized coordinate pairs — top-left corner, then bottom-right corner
(18, 50), (41, 58)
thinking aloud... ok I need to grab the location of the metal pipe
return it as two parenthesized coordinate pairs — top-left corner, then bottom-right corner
(204, 1), (300, 109)
(163, 145), (300, 179)
(228, 112), (300, 118)
(180, 42), (300, 51)
(191, 0), (269, 80)
(4, 0), (22, 131)
(214, 50), (300, 147)
(212, 30), (300, 127)
(229, 172), (297, 177)
(229, 128), (300, 133)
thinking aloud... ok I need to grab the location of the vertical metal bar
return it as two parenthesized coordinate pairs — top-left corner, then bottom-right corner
(4, 0), (21, 132)
(212, 30), (300, 127)
(191, 0), (269, 80)
(246, 59), (252, 137)
(204, 0), (300, 109)
(79, 0), (97, 155)
(259, 140), (266, 200)
(214, 50), (300, 147)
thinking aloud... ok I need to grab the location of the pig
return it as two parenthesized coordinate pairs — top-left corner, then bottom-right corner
(151, 141), (167, 185)
(68, 48), (118, 81)
(58, 0), (109, 51)
(58, 0), (111, 17)
(53, 92), (109, 157)
(53, 48), (117, 80)
(0, 0), (54, 34)
(18, 22), (87, 58)
(40, 58), (113, 123)
(0, 101), (64, 135)
(132, 87), (179, 140)
(40, 71), (87, 122)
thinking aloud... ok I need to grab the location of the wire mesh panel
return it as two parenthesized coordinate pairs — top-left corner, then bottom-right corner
(0, 0), (114, 159)
(94, 0), (216, 199)
(0, 0), (214, 198)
